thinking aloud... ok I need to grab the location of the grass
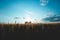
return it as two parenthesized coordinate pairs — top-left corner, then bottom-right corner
(0, 23), (60, 32)
(0, 23), (60, 40)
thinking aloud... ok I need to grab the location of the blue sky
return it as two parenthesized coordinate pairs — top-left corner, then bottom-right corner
(0, 0), (60, 23)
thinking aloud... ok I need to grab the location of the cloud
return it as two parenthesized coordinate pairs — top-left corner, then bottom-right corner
(40, 0), (49, 6)
(43, 14), (60, 22)
(14, 17), (20, 19)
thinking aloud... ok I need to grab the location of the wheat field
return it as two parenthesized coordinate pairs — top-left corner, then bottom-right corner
(0, 23), (60, 40)
(0, 23), (60, 32)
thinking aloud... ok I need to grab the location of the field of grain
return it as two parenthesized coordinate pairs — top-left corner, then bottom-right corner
(0, 23), (60, 32)
(0, 23), (60, 40)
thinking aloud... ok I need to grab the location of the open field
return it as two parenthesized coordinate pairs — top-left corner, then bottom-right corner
(0, 23), (60, 40)
(0, 23), (60, 32)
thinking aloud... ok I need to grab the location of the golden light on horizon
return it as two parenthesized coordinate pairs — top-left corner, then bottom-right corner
(25, 16), (34, 23)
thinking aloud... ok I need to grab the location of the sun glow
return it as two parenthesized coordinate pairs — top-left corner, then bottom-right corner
(25, 16), (34, 23)
(24, 10), (34, 23)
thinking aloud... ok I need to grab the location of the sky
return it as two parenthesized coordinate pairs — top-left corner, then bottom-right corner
(0, 0), (60, 23)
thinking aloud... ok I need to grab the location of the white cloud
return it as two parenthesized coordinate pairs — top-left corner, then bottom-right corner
(40, 3), (47, 6)
(40, 0), (49, 6)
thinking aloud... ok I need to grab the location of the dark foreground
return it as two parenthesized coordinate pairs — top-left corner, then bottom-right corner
(0, 23), (60, 40)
